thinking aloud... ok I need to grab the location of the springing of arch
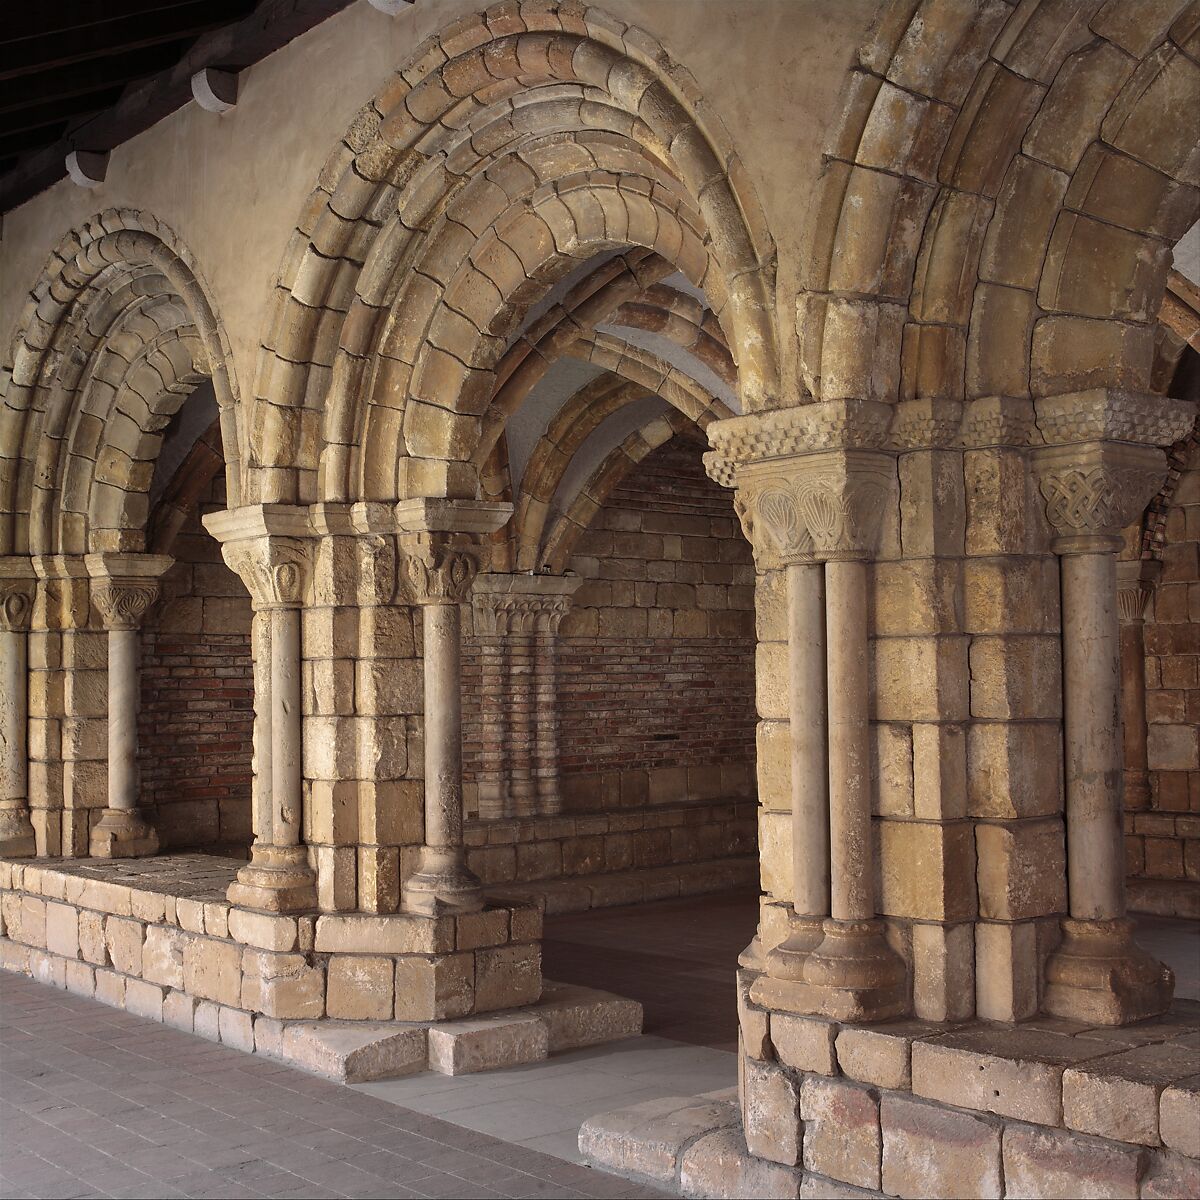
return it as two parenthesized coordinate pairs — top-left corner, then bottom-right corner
(800, 0), (1200, 409)
(248, 0), (778, 507)
(0, 209), (241, 556)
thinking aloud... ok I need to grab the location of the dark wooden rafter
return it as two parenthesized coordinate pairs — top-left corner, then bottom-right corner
(0, 0), (358, 213)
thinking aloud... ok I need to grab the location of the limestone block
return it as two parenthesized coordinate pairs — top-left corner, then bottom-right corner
(771, 1012), (839, 1075)
(835, 1022), (946, 1091)
(758, 810), (793, 901)
(881, 1094), (1002, 1199)
(453, 908), (509, 952)
(738, 971), (771, 1061)
(104, 916), (143, 975)
(314, 912), (455, 955)
(44, 902), (79, 959)
(1064, 1042), (1200, 1145)
(1148, 724), (1200, 771)
(536, 982), (642, 1051)
(163, 990), (197, 1032)
(94, 968), (125, 1008)
(874, 558), (962, 636)
(873, 636), (969, 722)
(1141, 1150), (1200, 1200)
(176, 898), (206, 934)
(358, 780), (423, 845)
(241, 948), (324, 1019)
(124, 978), (165, 1022)
(326, 955), (394, 1020)
(967, 722), (1063, 818)
(756, 720), (792, 814)
(1002, 1122), (1144, 1199)
(755, 569), (787, 642)
(873, 724), (914, 817)
(427, 1013), (548, 1075)
(64, 960), (94, 998)
(393, 953), (474, 1022)
(976, 819), (1067, 920)
(963, 556), (1060, 635)
(756, 642), (788, 719)
(218, 1007), (255, 1053)
(965, 450), (1037, 557)
(29, 948), (65, 989)
(800, 1076), (881, 1191)
(580, 1095), (739, 1184)
(968, 635), (1062, 719)
(18, 897), (46, 949)
(975, 921), (1039, 1022)
(1160, 1074), (1200, 1157)
(253, 1016), (284, 1057)
(142, 925), (186, 989)
(474, 942), (541, 1012)
(279, 1022), (427, 1083)
(913, 921), (975, 1022)
(228, 908), (299, 952)
(182, 937), (242, 1007)
(898, 450), (966, 558)
(912, 723), (967, 820)
(679, 1127), (803, 1200)
(743, 1059), (802, 1167)
(878, 819), (976, 921)
(194, 1000), (220, 1041)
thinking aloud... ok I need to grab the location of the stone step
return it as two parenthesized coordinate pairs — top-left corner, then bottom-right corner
(260, 980), (643, 1083)
(488, 856), (757, 915)
(1128, 877), (1200, 920)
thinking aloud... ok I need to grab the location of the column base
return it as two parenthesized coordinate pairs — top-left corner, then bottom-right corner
(227, 845), (317, 913)
(1044, 917), (1174, 1026)
(750, 919), (908, 1023)
(89, 809), (160, 859)
(762, 916), (826, 980)
(402, 847), (484, 916)
(0, 804), (36, 857)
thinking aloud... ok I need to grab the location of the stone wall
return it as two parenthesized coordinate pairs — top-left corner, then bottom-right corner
(1133, 458), (1200, 893)
(463, 438), (756, 815)
(139, 481), (253, 854)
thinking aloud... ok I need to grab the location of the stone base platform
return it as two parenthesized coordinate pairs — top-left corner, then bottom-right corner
(1129, 877), (1200, 920)
(488, 855), (757, 916)
(581, 995), (1200, 1199)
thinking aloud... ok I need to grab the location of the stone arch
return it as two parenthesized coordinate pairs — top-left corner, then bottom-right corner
(801, 0), (1200, 407)
(0, 209), (241, 555)
(249, 0), (778, 505)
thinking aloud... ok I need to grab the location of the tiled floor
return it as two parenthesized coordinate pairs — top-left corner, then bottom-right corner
(0, 974), (668, 1200)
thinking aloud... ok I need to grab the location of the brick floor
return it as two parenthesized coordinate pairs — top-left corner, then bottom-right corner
(0, 974), (667, 1200)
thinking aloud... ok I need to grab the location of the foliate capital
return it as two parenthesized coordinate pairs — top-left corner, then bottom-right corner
(0, 559), (36, 633)
(1032, 442), (1167, 553)
(733, 450), (895, 567)
(1116, 558), (1161, 624)
(85, 553), (174, 630)
(399, 534), (482, 605)
(471, 573), (582, 635)
(202, 505), (314, 611)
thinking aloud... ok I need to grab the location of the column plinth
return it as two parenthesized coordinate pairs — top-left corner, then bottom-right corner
(1032, 391), (1194, 1024)
(86, 554), (172, 859)
(0, 562), (37, 857)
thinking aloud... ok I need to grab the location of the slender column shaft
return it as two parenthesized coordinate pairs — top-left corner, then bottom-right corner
(106, 627), (140, 813)
(270, 606), (302, 849)
(476, 637), (509, 819)
(788, 561), (829, 918)
(249, 610), (273, 850)
(1061, 551), (1124, 921)
(424, 603), (463, 854)
(1119, 616), (1150, 804)
(825, 559), (872, 923)
(534, 630), (563, 815)
(0, 625), (35, 855)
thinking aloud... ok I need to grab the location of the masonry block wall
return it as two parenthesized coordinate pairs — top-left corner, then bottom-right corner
(139, 478), (254, 855)
(1132, 458), (1200, 890)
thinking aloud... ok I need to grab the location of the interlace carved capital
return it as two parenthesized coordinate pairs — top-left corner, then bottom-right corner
(735, 450), (895, 567)
(220, 537), (313, 610)
(0, 560), (36, 633)
(1032, 442), (1167, 552)
(85, 553), (173, 630)
(399, 534), (482, 605)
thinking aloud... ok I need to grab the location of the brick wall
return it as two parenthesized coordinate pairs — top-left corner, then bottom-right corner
(1130, 459), (1200, 890)
(463, 437), (757, 816)
(139, 478), (254, 854)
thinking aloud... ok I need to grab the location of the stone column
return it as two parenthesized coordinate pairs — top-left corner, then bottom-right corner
(397, 499), (511, 915)
(472, 574), (581, 818)
(1116, 559), (1159, 815)
(1032, 390), (1194, 1024)
(0, 561), (37, 856)
(204, 505), (317, 913)
(85, 553), (173, 858)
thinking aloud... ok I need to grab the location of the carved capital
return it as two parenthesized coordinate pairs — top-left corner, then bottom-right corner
(735, 450), (895, 566)
(1032, 442), (1167, 552)
(399, 534), (482, 605)
(472, 578), (579, 635)
(1116, 558), (1161, 624)
(220, 537), (313, 610)
(0, 559), (36, 633)
(85, 553), (173, 630)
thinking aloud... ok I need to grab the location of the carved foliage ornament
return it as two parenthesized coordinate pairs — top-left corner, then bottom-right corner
(92, 579), (161, 630)
(475, 592), (572, 635)
(221, 537), (313, 610)
(401, 538), (479, 605)
(0, 581), (35, 633)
